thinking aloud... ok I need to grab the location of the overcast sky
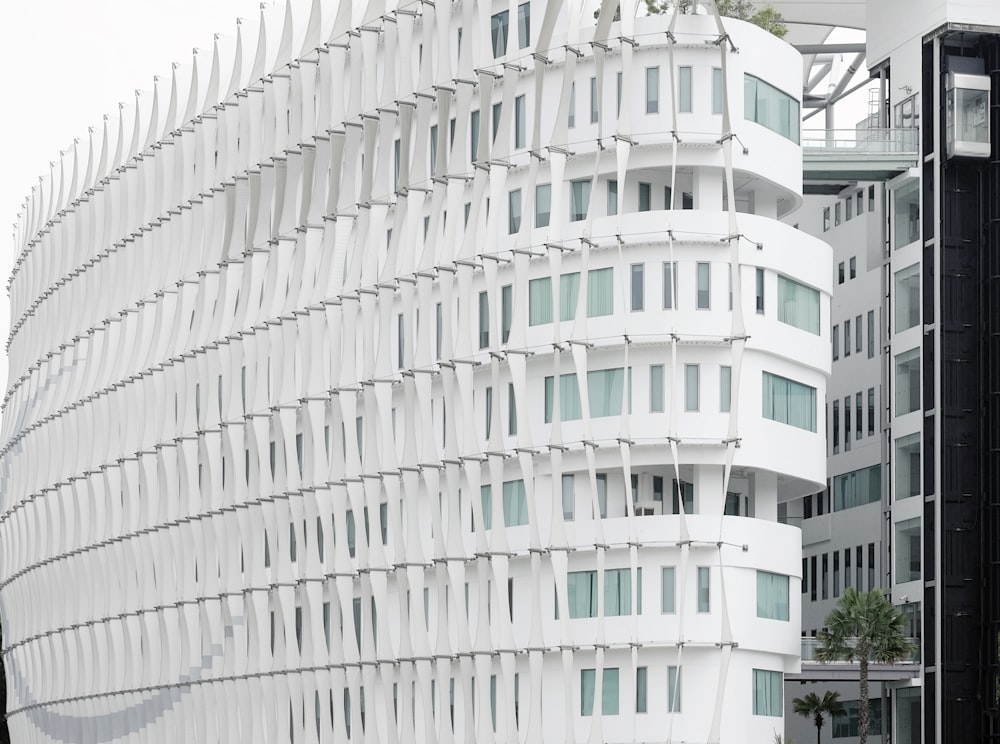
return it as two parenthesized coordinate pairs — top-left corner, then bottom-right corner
(0, 0), (264, 393)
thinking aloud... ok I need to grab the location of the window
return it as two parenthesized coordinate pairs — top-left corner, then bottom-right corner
(590, 77), (599, 123)
(529, 277), (552, 325)
(838, 261), (845, 284)
(544, 368), (626, 422)
(570, 179), (591, 221)
(667, 666), (681, 712)
(810, 555), (817, 601)
(679, 67), (692, 112)
(855, 391), (863, 441)
(744, 74), (800, 143)
(696, 262), (711, 309)
(435, 302), (443, 360)
(470, 110), (480, 162)
(596, 473), (608, 518)
(823, 207), (831, 231)
(777, 276), (820, 334)
(868, 387), (875, 436)
(663, 262), (678, 309)
(491, 10), (509, 57)
(869, 184), (876, 211)
(895, 264), (920, 331)
(604, 568), (634, 615)
(508, 189), (522, 234)
(896, 433), (920, 499)
(567, 82), (576, 128)
(484, 386), (493, 438)
(587, 267), (614, 317)
(685, 365), (700, 411)
(844, 319), (851, 357)
(515, 95), (526, 149)
(835, 202), (842, 226)
(894, 179), (920, 249)
(762, 372), (817, 432)
(755, 267), (765, 314)
(535, 184), (551, 227)
(868, 543), (876, 590)
(844, 549), (851, 590)
(833, 465), (881, 510)
(630, 264), (644, 311)
(846, 197), (853, 221)
(567, 570), (598, 617)
(697, 566), (710, 612)
(636, 667), (647, 713)
(868, 309), (875, 358)
(478, 291), (489, 348)
(720, 366), (732, 413)
(896, 518), (920, 582)
(646, 66), (659, 113)
(650, 365), (665, 412)
(492, 102), (501, 143)
(822, 553), (829, 599)
(480, 479), (528, 529)
(895, 348), (920, 415)
(756, 571), (790, 621)
(752, 670), (783, 716)
(430, 124), (439, 176)
(712, 67), (723, 114)
(607, 179), (618, 215)
(616, 71), (623, 115)
(639, 181), (651, 212)
(833, 699), (883, 738)
(581, 668), (619, 716)
(501, 284), (512, 344)
(661, 567), (676, 613)
(397, 313), (405, 369)
(517, 2), (530, 48)
(832, 325), (839, 361)
(857, 190), (864, 215)
(672, 480), (693, 514)
(833, 551), (841, 597)
(832, 400), (840, 453)
(562, 473), (575, 520)
(850, 256), (857, 279)
(508, 383), (517, 435)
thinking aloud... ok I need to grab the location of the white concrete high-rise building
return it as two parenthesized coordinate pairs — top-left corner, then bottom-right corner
(0, 2), (831, 742)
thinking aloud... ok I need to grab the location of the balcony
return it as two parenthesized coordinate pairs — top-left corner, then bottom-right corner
(802, 128), (920, 189)
(788, 636), (921, 682)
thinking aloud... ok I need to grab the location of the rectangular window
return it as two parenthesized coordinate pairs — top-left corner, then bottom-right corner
(844, 319), (851, 357)
(679, 67), (692, 113)
(492, 102), (501, 143)
(869, 184), (876, 211)
(833, 551), (840, 597)
(868, 543), (876, 590)
(470, 110), (480, 162)
(430, 124), (438, 176)
(616, 71), (623, 115)
(832, 325), (839, 361)
(833, 465), (881, 510)
(636, 667), (648, 713)
(529, 277), (553, 326)
(581, 668), (619, 716)
(855, 391), (863, 441)
(650, 365), (665, 412)
(895, 518), (921, 582)
(857, 545), (863, 589)
(596, 473), (608, 518)
(480, 479), (529, 529)
(856, 313), (863, 353)
(894, 180), (920, 249)
(604, 568), (634, 615)
(515, 94), (526, 149)
(756, 571), (790, 621)
(697, 566), (710, 612)
(667, 666), (682, 712)
(844, 395), (851, 451)
(568, 82), (576, 128)
(508, 382), (517, 435)
(720, 366), (732, 413)
(895, 348), (920, 415)
(835, 202), (842, 226)
(696, 262), (711, 309)
(744, 74), (800, 143)
(435, 302), (443, 360)
(822, 553), (829, 599)
(896, 433), (920, 499)
(868, 310), (875, 358)
(639, 181), (652, 212)
(857, 190), (864, 214)
(663, 262), (678, 310)
(868, 387), (875, 436)
(895, 263), (920, 332)
(762, 372), (817, 432)
(478, 291), (489, 348)
(517, 2), (530, 48)
(850, 256), (857, 279)
(777, 275), (820, 334)
(587, 267), (614, 317)
(397, 313), (405, 369)
(752, 670), (783, 716)
(570, 179), (591, 221)
(844, 548), (851, 590)
(567, 572), (598, 617)
(607, 179), (618, 215)
(501, 284), (512, 344)
(661, 566), (676, 613)
(823, 206), (831, 231)
(544, 368), (625, 422)
(810, 555), (817, 601)
(832, 399), (840, 454)
(755, 268), (765, 314)
(685, 364), (700, 411)
(535, 183), (551, 227)
(590, 76), (599, 123)
(672, 479), (694, 514)
(631, 263), (644, 311)
(646, 66), (660, 113)
(712, 67), (724, 114)
(560, 272), (580, 321)
(491, 10), (509, 57)
(562, 473), (575, 520)
(846, 197), (853, 221)
(833, 699), (884, 738)
(484, 386), (493, 439)
(508, 189), (522, 234)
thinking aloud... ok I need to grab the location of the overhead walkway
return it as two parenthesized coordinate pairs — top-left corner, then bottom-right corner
(802, 128), (919, 193)
(786, 637), (922, 683)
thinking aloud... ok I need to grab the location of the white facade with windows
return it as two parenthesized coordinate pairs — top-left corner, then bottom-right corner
(0, 2), (830, 742)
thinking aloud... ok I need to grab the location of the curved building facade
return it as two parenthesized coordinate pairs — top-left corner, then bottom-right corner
(0, 2), (830, 742)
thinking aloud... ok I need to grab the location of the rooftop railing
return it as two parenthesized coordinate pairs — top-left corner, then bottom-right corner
(801, 128), (919, 155)
(801, 636), (921, 664)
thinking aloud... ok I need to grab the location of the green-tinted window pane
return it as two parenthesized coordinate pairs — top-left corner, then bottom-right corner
(752, 669), (783, 716)
(762, 371), (817, 432)
(568, 570), (598, 618)
(667, 666), (681, 712)
(650, 365), (664, 412)
(535, 184), (551, 227)
(756, 571), (789, 620)
(570, 179), (591, 221)
(587, 267), (614, 317)
(529, 277), (553, 325)
(777, 275), (820, 334)
(560, 272), (580, 321)
(661, 567), (675, 613)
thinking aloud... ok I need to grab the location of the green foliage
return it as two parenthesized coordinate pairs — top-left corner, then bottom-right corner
(793, 691), (845, 744)
(816, 588), (915, 744)
(645, 0), (788, 38)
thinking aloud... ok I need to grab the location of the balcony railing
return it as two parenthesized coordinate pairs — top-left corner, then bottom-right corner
(801, 636), (921, 664)
(801, 128), (919, 155)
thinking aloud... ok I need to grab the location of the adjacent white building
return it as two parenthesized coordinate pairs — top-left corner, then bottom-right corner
(0, 2), (831, 742)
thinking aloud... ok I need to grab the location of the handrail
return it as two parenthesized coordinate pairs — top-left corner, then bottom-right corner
(801, 128), (919, 154)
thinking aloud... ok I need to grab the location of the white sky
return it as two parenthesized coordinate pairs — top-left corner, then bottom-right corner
(0, 1), (873, 396)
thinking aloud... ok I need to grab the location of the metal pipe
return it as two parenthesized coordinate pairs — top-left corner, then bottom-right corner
(794, 43), (867, 55)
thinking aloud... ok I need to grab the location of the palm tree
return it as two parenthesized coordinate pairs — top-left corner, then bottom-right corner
(815, 588), (915, 744)
(792, 691), (845, 744)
